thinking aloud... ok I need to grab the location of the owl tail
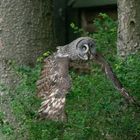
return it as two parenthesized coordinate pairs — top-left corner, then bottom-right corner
(93, 52), (139, 106)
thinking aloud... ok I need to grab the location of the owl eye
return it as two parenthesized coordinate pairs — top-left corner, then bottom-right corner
(79, 44), (89, 53)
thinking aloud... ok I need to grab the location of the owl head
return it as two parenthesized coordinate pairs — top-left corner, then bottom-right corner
(56, 37), (96, 60)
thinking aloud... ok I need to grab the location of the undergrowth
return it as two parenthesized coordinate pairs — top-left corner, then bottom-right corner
(1, 13), (140, 140)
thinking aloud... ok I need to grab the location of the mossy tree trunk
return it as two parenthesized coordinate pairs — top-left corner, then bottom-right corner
(0, 0), (56, 86)
(117, 0), (140, 57)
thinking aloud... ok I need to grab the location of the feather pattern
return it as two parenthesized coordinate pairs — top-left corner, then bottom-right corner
(36, 54), (70, 121)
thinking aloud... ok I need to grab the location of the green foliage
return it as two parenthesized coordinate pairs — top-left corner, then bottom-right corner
(114, 53), (140, 97)
(1, 13), (140, 140)
(0, 112), (14, 137)
(92, 13), (117, 55)
(37, 51), (51, 63)
(70, 22), (86, 35)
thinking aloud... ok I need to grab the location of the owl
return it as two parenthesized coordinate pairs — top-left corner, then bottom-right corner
(36, 37), (136, 121)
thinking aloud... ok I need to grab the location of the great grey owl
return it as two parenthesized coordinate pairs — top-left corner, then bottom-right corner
(36, 37), (136, 121)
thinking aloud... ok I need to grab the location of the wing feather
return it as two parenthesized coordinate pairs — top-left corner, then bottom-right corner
(36, 54), (70, 121)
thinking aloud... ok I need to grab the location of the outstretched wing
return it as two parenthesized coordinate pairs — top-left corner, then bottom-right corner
(36, 54), (70, 121)
(93, 52), (137, 104)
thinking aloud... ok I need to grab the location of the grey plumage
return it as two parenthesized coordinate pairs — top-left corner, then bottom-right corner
(36, 37), (137, 121)
(36, 37), (96, 121)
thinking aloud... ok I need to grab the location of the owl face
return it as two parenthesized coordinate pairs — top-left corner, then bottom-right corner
(57, 37), (96, 60)
(76, 37), (96, 60)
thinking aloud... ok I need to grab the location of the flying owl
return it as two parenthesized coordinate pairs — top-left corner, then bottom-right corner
(36, 37), (136, 121)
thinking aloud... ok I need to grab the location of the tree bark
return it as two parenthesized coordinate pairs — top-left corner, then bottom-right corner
(0, 0), (56, 86)
(0, 0), (56, 139)
(117, 0), (140, 57)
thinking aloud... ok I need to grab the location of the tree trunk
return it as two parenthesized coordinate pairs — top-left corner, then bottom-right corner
(0, 0), (56, 139)
(117, 0), (140, 57)
(0, 0), (56, 86)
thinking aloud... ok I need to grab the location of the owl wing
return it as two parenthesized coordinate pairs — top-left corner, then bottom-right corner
(93, 52), (137, 104)
(36, 54), (70, 121)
